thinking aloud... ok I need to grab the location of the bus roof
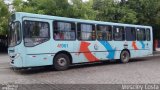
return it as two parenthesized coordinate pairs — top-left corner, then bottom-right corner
(15, 12), (152, 28)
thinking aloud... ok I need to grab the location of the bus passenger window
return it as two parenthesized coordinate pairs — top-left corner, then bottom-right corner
(137, 28), (145, 41)
(40, 23), (49, 37)
(77, 23), (96, 40)
(125, 27), (136, 41)
(97, 25), (112, 41)
(54, 31), (60, 39)
(23, 21), (50, 47)
(53, 21), (76, 40)
(113, 26), (125, 41)
(146, 29), (150, 41)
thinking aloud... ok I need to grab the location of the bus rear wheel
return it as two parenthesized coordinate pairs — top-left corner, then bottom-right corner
(120, 50), (130, 63)
(53, 54), (70, 71)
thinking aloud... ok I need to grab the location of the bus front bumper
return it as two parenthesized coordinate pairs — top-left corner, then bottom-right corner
(9, 53), (23, 68)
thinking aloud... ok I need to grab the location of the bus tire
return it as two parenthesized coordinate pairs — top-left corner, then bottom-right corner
(120, 50), (130, 63)
(53, 53), (70, 71)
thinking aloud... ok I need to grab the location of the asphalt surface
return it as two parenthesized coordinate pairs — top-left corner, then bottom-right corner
(0, 53), (160, 84)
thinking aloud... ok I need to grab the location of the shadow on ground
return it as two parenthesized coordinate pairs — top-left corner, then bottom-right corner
(12, 56), (157, 75)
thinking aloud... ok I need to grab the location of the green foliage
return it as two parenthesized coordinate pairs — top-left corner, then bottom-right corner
(1, 0), (160, 39)
(12, 0), (159, 26)
(13, 0), (96, 20)
(0, 0), (9, 35)
(127, 0), (160, 25)
(13, 0), (71, 15)
(69, 0), (96, 20)
(93, 0), (137, 23)
(127, 0), (160, 39)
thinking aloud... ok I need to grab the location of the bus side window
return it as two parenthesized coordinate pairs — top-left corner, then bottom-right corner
(146, 28), (150, 41)
(77, 23), (96, 40)
(97, 25), (112, 41)
(53, 21), (76, 40)
(24, 21), (50, 47)
(125, 27), (136, 41)
(136, 28), (145, 41)
(113, 26), (125, 41)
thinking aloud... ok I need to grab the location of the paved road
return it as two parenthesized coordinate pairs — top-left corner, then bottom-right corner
(0, 54), (160, 84)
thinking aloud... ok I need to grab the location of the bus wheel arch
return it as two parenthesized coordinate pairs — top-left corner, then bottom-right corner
(53, 51), (72, 70)
(119, 49), (130, 63)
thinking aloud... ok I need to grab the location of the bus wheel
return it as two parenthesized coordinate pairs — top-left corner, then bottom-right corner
(54, 54), (70, 71)
(120, 50), (130, 63)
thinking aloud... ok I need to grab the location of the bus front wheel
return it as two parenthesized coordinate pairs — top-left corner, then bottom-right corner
(120, 50), (130, 63)
(53, 54), (70, 71)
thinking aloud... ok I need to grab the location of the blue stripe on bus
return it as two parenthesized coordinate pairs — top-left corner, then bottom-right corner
(99, 41), (116, 59)
(140, 41), (145, 49)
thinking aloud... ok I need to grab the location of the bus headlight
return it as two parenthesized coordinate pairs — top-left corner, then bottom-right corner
(14, 53), (20, 59)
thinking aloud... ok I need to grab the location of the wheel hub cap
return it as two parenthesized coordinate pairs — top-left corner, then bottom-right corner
(58, 58), (66, 66)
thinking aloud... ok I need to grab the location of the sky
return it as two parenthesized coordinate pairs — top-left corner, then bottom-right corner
(4, 0), (13, 4)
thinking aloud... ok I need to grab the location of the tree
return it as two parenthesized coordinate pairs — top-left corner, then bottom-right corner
(11, 0), (160, 40)
(127, 0), (160, 39)
(93, 0), (137, 23)
(0, 0), (9, 35)
(68, 0), (96, 20)
(13, 0), (73, 16)
(13, 0), (45, 14)
(13, 0), (96, 20)
(127, 0), (160, 25)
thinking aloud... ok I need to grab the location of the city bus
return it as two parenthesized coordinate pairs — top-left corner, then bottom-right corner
(8, 12), (153, 71)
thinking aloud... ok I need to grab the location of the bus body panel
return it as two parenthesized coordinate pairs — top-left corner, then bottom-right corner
(22, 17), (54, 67)
(8, 43), (24, 68)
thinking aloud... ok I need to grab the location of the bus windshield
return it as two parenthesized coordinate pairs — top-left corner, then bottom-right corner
(8, 22), (21, 47)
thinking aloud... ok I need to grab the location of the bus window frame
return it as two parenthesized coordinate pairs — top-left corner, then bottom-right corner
(8, 21), (22, 47)
(77, 22), (96, 41)
(146, 28), (151, 41)
(53, 20), (76, 41)
(23, 20), (50, 47)
(113, 26), (125, 41)
(96, 24), (113, 41)
(125, 27), (136, 41)
(136, 28), (146, 41)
